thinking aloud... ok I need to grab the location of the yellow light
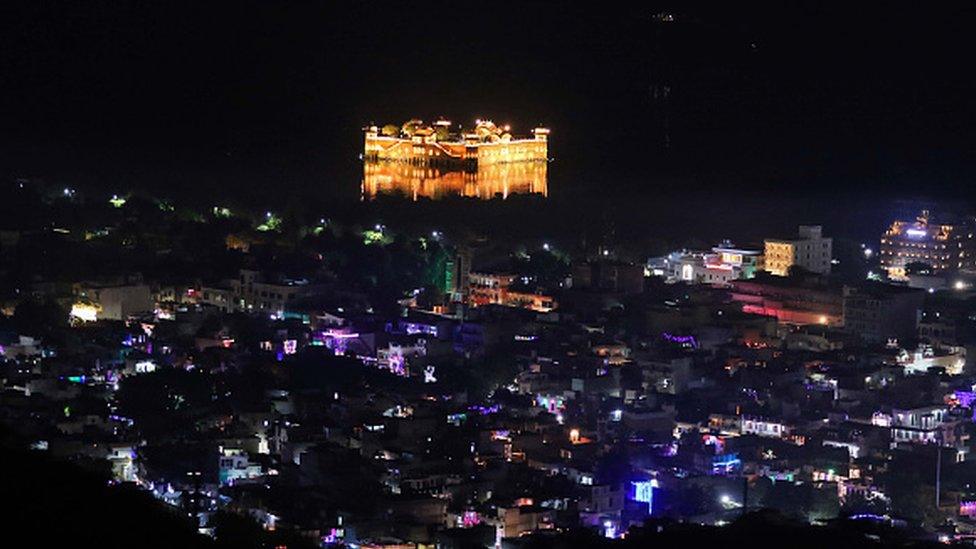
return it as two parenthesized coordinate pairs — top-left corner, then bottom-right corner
(569, 428), (580, 443)
(70, 303), (100, 322)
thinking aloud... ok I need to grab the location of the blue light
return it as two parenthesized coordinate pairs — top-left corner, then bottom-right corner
(632, 480), (656, 514)
(712, 452), (741, 475)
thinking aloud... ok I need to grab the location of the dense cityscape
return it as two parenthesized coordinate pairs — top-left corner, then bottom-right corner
(4, 4), (976, 549)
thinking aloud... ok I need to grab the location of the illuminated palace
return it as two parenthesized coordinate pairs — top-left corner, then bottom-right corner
(362, 119), (549, 200)
(880, 210), (976, 278)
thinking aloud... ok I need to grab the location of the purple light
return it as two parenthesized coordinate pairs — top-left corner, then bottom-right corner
(462, 511), (480, 527)
(318, 330), (359, 355)
(283, 339), (297, 355)
(323, 330), (359, 339)
(905, 228), (928, 238)
(952, 391), (976, 421)
(954, 391), (976, 408)
(662, 333), (698, 348)
(468, 404), (500, 415)
(961, 501), (976, 517)
(388, 353), (407, 376)
(323, 527), (344, 544)
(847, 513), (887, 522)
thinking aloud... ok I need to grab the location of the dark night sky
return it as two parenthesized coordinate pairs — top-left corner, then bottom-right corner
(2, 2), (975, 210)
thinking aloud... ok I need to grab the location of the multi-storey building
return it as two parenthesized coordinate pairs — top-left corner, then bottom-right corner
(467, 272), (556, 312)
(890, 405), (970, 460)
(842, 282), (925, 343)
(879, 210), (976, 279)
(217, 269), (319, 316)
(764, 225), (832, 276)
(76, 282), (154, 321)
(666, 241), (763, 285)
(729, 275), (844, 326)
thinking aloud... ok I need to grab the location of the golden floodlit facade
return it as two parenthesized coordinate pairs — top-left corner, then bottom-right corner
(879, 210), (976, 279)
(362, 119), (549, 200)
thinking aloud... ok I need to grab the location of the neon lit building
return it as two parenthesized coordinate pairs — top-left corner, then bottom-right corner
(728, 276), (844, 326)
(879, 210), (976, 279)
(666, 241), (763, 285)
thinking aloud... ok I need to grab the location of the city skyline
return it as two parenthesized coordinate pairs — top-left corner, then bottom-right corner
(3, 3), (976, 548)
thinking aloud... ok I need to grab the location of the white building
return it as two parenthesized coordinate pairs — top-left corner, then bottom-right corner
(661, 242), (762, 285)
(229, 269), (316, 315)
(740, 416), (791, 438)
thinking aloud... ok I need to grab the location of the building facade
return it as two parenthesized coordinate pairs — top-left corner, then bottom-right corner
(842, 283), (925, 343)
(666, 241), (763, 285)
(363, 120), (550, 201)
(467, 272), (556, 312)
(729, 276), (843, 326)
(364, 120), (548, 169)
(764, 225), (832, 276)
(879, 210), (976, 279)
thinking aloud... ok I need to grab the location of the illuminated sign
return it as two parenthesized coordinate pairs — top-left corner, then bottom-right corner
(662, 333), (698, 348)
(632, 479), (658, 513)
(905, 228), (928, 238)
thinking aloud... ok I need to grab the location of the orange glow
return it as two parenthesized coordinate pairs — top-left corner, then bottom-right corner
(363, 120), (549, 200)
(362, 159), (547, 201)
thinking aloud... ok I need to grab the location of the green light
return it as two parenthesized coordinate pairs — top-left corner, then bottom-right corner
(362, 229), (387, 245)
(257, 212), (282, 232)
